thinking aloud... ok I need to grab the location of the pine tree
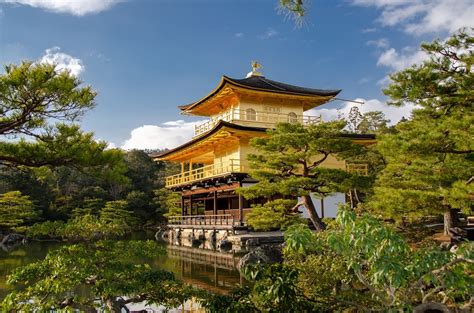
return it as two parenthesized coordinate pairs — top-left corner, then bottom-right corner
(100, 200), (139, 230)
(369, 29), (474, 234)
(0, 191), (38, 232)
(239, 121), (364, 231)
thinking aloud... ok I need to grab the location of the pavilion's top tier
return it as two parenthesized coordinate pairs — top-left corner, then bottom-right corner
(178, 63), (341, 117)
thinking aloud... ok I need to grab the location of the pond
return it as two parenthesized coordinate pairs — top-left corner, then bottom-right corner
(0, 233), (245, 310)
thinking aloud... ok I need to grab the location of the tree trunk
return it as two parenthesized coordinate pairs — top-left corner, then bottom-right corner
(302, 195), (326, 231)
(348, 190), (354, 208)
(443, 208), (455, 236)
(105, 298), (128, 313)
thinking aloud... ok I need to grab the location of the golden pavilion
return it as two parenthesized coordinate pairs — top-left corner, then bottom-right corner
(154, 63), (374, 228)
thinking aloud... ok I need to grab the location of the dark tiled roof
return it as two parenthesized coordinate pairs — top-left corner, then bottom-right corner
(179, 75), (341, 113)
(225, 76), (341, 97)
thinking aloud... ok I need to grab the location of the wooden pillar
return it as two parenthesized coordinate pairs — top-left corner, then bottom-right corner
(227, 196), (231, 215)
(213, 191), (217, 215)
(181, 195), (185, 216)
(190, 195), (193, 216)
(238, 194), (243, 225)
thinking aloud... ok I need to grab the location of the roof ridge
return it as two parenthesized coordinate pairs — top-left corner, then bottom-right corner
(256, 76), (286, 91)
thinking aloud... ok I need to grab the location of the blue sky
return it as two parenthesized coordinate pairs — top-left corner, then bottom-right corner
(0, 0), (472, 149)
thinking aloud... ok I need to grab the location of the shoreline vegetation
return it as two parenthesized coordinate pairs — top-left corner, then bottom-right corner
(0, 22), (472, 312)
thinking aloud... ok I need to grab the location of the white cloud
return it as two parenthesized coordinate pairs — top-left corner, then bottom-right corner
(351, 0), (474, 35)
(106, 142), (117, 150)
(376, 76), (391, 87)
(234, 32), (244, 38)
(121, 120), (200, 150)
(2, 0), (122, 16)
(39, 47), (84, 76)
(377, 46), (428, 71)
(367, 38), (389, 49)
(308, 98), (415, 125)
(260, 28), (279, 39)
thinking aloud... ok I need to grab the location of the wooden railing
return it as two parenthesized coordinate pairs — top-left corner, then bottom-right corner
(346, 163), (369, 176)
(194, 108), (322, 136)
(165, 159), (244, 188)
(168, 214), (239, 227)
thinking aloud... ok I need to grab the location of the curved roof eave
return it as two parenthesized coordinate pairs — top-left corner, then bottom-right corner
(152, 120), (267, 160)
(179, 76), (341, 113)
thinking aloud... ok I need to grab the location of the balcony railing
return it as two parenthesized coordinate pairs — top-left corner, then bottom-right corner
(165, 159), (244, 188)
(168, 214), (240, 227)
(346, 163), (369, 176)
(194, 108), (322, 136)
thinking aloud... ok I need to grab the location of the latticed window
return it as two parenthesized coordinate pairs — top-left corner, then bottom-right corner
(287, 112), (298, 123)
(245, 108), (257, 121)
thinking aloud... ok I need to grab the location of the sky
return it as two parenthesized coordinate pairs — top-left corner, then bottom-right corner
(0, 0), (473, 150)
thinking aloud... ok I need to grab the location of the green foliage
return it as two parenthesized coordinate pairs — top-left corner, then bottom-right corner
(283, 222), (315, 256)
(346, 106), (390, 134)
(239, 120), (365, 230)
(0, 167), (54, 215)
(155, 188), (182, 217)
(279, 0), (306, 26)
(0, 191), (38, 232)
(245, 199), (301, 231)
(124, 149), (163, 193)
(358, 111), (390, 134)
(1, 148), (167, 228)
(370, 30), (474, 230)
(27, 214), (126, 241)
(0, 61), (95, 136)
(0, 61), (109, 168)
(0, 61), (165, 227)
(126, 190), (152, 219)
(62, 214), (126, 241)
(71, 197), (105, 217)
(198, 286), (254, 313)
(0, 124), (114, 168)
(236, 209), (473, 311)
(1, 240), (192, 311)
(26, 220), (65, 239)
(100, 200), (139, 229)
(329, 210), (473, 309)
(242, 263), (315, 312)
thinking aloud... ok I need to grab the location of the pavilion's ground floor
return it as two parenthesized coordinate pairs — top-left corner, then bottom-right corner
(166, 169), (357, 235)
(174, 182), (267, 227)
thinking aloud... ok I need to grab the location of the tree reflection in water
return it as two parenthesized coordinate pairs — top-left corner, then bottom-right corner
(0, 239), (245, 312)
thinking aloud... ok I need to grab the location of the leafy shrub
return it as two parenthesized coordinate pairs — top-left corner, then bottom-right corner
(245, 199), (302, 231)
(26, 220), (65, 239)
(27, 214), (127, 241)
(61, 214), (126, 241)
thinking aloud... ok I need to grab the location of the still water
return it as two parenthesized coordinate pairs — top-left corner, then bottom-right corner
(0, 234), (245, 309)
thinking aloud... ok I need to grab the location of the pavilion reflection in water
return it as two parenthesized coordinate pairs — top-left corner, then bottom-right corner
(165, 244), (245, 295)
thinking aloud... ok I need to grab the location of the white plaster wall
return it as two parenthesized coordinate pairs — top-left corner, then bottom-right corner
(299, 193), (346, 219)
